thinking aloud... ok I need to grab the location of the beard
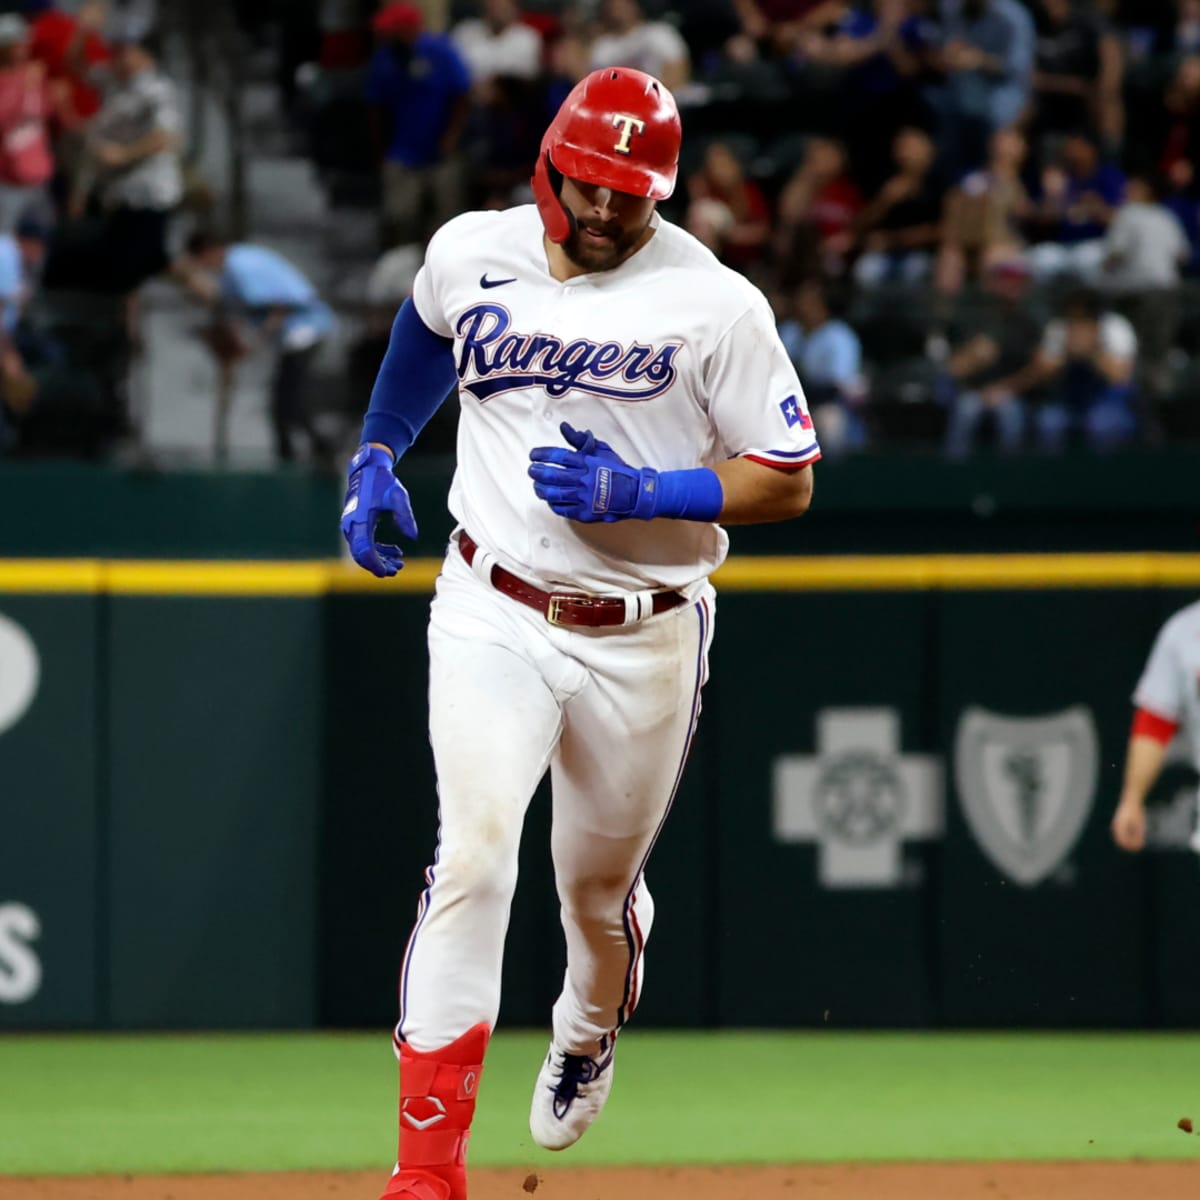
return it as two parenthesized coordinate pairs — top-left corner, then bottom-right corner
(561, 214), (650, 272)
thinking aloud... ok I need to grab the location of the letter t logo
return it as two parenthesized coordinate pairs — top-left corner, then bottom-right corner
(612, 114), (647, 155)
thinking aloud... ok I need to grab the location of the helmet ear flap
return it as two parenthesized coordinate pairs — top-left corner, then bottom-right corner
(532, 150), (576, 245)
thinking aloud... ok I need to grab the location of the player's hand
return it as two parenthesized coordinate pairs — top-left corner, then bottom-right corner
(1110, 797), (1147, 853)
(528, 421), (657, 523)
(341, 443), (418, 577)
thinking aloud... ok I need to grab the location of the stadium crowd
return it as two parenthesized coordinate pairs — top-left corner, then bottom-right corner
(4, 0), (1200, 460)
(297, 0), (1200, 458)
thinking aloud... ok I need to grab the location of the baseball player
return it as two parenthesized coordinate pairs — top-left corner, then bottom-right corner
(1111, 598), (1200, 853)
(340, 68), (819, 1200)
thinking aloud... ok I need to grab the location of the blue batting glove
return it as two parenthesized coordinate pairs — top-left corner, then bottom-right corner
(341, 443), (419, 577)
(528, 421), (658, 523)
(528, 422), (724, 524)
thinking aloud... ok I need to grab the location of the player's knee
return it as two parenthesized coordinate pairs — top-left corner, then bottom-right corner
(558, 873), (633, 922)
(435, 822), (521, 903)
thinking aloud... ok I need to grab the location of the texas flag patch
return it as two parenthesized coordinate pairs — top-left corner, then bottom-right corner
(779, 394), (813, 430)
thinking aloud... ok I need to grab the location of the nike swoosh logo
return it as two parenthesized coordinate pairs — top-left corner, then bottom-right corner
(480, 274), (517, 289)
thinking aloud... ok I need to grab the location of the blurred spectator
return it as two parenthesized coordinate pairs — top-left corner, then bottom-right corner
(366, 2), (471, 247)
(365, 242), (421, 333)
(774, 136), (863, 281)
(853, 125), (943, 286)
(27, 0), (108, 211)
(1027, 132), (1124, 280)
(545, 32), (590, 114)
(452, 0), (541, 85)
(28, 0), (109, 124)
(0, 217), (48, 449)
(317, 0), (372, 71)
(1029, 0), (1124, 150)
(929, 0), (1035, 174)
(1023, 288), (1139, 451)
(1101, 172), (1189, 391)
(1146, 54), (1200, 184)
(67, 21), (182, 295)
(1161, 157), (1200, 273)
(935, 126), (1029, 293)
(590, 0), (691, 91)
(728, 0), (846, 59)
(940, 256), (1042, 456)
(182, 232), (338, 465)
(454, 3), (542, 211)
(685, 141), (770, 267)
(1101, 173), (1189, 293)
(778, 278), (867, 455)
(0, 217), (45, 339)
(796, 0), (936, 188)
(1177, 0), (1200, 54)
(0, 15), (56, 232)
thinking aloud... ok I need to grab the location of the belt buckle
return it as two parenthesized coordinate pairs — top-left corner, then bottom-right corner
(547, 594), (571, 626)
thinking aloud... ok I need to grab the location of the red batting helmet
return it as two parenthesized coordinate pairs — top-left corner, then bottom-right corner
(532, 68), (682, 244)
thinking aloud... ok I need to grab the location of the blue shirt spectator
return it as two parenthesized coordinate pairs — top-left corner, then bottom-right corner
(939, 0), (1035, 128)
(834, 3), (939, 97)
(778, 280), (866, 456)
(366, 30), (472, 168)
(1037, 134), (1126, 244)
(0, 232), (23, 336)
(220, 244), (336, 347)
(780, 315), (863, 391)
(184, 231), (337, 463)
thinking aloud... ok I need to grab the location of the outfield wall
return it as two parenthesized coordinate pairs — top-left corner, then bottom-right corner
(1, 555), (1199, 1030)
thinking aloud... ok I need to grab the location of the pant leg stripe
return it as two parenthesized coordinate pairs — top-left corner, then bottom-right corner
(395, 825), (444, 1046)
(616, 597), (708, 1028)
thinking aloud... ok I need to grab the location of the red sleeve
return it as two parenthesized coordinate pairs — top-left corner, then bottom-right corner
(1132, 707), (1179, 744)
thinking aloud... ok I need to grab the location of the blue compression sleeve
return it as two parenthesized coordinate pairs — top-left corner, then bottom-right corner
(653, 467), (725, 521)
(361, 298), (458, 458)
(610, 466), (724, 522)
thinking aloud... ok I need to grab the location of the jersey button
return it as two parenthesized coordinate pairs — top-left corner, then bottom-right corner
(540, 537), (551, 548)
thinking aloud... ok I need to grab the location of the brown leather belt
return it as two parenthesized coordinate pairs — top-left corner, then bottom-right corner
(458, 532), (686, 628)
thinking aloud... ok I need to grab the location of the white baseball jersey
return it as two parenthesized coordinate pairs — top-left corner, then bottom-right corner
(411, 204), (819, 596)
(1134, 599), (1200, 772)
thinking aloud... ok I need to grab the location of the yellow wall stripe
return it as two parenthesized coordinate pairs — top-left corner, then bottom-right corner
(104, 560), (332, 597)
(0, 559), (106, 593)
(0, 554), (1197, 596)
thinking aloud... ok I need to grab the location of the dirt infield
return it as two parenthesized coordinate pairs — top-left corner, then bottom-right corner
(5, 1163), (1200, 1200)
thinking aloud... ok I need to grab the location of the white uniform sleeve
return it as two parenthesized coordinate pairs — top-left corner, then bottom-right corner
(410, 218), (463, 338)
(1133, 619), (1186, 721)
(705, 295), (821, 469)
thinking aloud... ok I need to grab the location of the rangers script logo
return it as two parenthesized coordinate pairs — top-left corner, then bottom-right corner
(455, 304), (682, 403)
(954, 706), (1098, 886)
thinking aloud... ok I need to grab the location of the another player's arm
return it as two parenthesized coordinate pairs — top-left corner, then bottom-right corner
(1111, 710), (1178, 853)
(1112, 621), (1186, 853)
